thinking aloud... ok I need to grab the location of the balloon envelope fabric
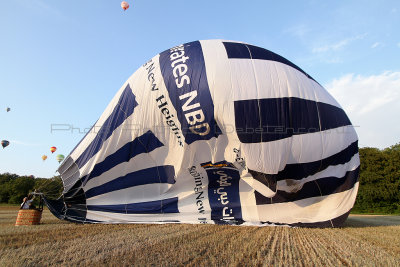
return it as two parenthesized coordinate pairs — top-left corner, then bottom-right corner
(48, 40), (359, 227)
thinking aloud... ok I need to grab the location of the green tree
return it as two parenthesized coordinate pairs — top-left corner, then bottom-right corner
(0, 173), (63, 204)
(8, 176), (35, 204)
(354, 143), (400, 213)
(34, 176), (63, 200)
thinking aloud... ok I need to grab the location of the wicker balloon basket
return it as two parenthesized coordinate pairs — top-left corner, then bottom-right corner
(15, 209), (43, 226)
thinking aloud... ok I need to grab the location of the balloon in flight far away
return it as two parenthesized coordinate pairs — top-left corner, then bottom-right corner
(50, 146), (57, 153)
(56, 154), (65, 163)
(1, 140), (9, 149)
(121, 1), (129, 11)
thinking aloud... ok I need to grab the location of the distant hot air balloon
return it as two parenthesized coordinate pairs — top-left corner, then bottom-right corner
(1, 140), (9, 149)
(121, 1), (129, 11)
(42, 155), (48, 161)
(6, 107), (10, 112)
(56, 154), (65, 164)
(50, 146), (57, 153)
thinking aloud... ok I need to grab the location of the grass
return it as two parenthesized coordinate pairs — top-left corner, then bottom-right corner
(1, 206), (400, 266)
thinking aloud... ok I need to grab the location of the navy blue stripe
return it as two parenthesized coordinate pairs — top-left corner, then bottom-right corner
(261, 210), (351, 228)
(318, 103), (352, 131)
(248, 140), (358, 183)
(255, 166), (359, 205)
(83, 131), (164, 185)
(76, 84), (138, 168)
(223, 42), (251, 58)
(289, 210), (351, 228)
(204, 166), (243, 222)
(234, 97), (351, 143)
(248, 169), (277, 192)
(223, 42), (316, 82)
(85, 165), (176, 198)
(271, 140), (358, 181)
(87, 197), (179, 214)
(67, 120), (97, 160)
(159, 41), (221, 144)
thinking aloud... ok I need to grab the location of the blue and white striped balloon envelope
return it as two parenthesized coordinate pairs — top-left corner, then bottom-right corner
(47, 40), (359, 227)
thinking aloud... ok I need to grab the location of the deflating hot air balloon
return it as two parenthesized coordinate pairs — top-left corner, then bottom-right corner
(42, 155), (48, 161)
(121, 1), (129, 11)
(1, 140), (9, 149)
(50, 146), (57, 153)
(56, 154), (65, 163)
(45, 40), (359, 227)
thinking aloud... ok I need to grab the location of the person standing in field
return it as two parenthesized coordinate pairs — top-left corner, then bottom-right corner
(20, 195), (35, 209)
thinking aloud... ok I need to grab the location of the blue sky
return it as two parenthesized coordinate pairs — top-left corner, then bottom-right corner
(1, 0), (399, 178)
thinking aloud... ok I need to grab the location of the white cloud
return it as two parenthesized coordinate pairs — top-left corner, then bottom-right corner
(324, 58), (343, 64)
(312, 34), (366, 53)
(371, 42), (383, 49)
(326, 71), (400, 115)
(313, 39), (348, 53)
(325, 71), (400, 148)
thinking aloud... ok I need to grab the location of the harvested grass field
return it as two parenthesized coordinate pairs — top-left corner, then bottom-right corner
(1, 206), (400, 266)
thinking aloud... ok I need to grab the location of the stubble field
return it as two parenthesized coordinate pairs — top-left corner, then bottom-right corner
(1, 206), (400, 266)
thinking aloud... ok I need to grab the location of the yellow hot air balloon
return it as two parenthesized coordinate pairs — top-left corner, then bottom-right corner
(42, 155), (48, 161)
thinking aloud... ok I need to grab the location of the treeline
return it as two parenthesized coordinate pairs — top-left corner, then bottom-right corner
(0, 173), (63, 204)
(0, 143), (399, 213)
(353, 143), (400, 213)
